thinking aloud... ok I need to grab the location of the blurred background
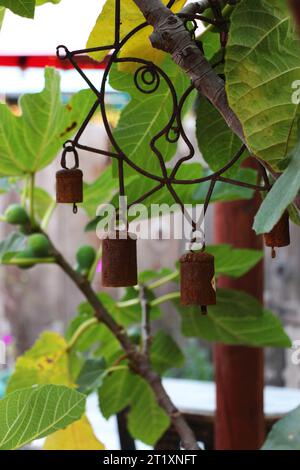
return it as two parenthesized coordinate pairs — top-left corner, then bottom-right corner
(0, 0), (300, 449)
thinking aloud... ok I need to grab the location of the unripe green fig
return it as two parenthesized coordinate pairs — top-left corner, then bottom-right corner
(15, 249), (36, 269)
(76, 245), (96, 271)
(27, 234), (51, 257)
(4, 204), (29, 226)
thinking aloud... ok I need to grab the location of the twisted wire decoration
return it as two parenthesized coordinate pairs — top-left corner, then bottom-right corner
(57, 0), (271, 248)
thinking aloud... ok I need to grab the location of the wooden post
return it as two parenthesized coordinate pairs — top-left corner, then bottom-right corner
(214, 160), (265, 450)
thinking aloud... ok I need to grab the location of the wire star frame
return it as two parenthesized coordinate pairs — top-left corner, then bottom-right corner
(56, 0), (271, 248)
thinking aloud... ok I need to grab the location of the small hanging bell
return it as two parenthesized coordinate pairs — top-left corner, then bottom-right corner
(264, 210), (290, 258)
(56, 146), (83, 212)
(180, 251), (216, 313)
(102, 230), (138, 287)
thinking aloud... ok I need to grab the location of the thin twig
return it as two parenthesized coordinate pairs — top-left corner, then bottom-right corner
(139, 285), (152, 356)
(36, 228), (200, 450)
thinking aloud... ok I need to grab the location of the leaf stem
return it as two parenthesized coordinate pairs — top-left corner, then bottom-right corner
(28, 173), (36, 226)
(66, 318), (98, 352)
(87, 244), (102, 282)
(150, 291), (180, 306)
(147, 270), (179, 289)
(117, 291), (181, 309)
(2, 257), (56, 266)
(41, 200), (56, 231)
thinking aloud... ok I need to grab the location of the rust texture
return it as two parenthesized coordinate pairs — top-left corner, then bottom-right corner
(289, 0), (300, 34)
(56, 169), (83, 203)
(102, 231), (138, 287)
(180, 251), (216, 307)
(264, 210), (290, 249)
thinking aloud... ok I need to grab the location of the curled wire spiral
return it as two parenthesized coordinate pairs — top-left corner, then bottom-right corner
(134, 64), (161, 94)
(57, 0), (271, 250)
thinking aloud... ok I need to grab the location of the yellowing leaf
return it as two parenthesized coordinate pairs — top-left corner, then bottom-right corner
(86, 0), (186, 70)
(7, 332), (72, 393)
(43, 415), (105, 450)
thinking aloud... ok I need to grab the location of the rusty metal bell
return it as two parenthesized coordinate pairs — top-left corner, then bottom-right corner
(102, 230), (138, 287)
(56, 146), (83, 211)
(180, 251), (216, 313)
(264, 210), (290, 258)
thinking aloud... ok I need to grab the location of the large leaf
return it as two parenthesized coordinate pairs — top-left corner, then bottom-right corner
(0, 68), (94, 177)
(123, 163), (202, 210)
(119, 287), (162, 323)
(36, 0), (61, 5)
(86, 0), (185, 67)
(254, 139), (300, 233)
(126, 375), (170, 446)
(262, 405), (300, 450)
(44, 415), (105, 450)
(0, 0), (60, 18)
(0, 232), (27, 262)
(178, 289), (291, 347)
(82, 165), (119, 218)
(193, 168), (257, 203)
(226, 0), (300, 167)
(7, 331), (71, 393)
(79, 291), (161, 329)
(76, 358), (106, 394)
(110, 57), (195, 176)
(0, 6), (5, 28)
(0, 385), (85, 450)
(196, 96), (243, 176)
(99, 369), (170, 445)
(206, 244), (263, 278)
(33, 187), (55, 224)
(99, 369), (133, 418)
(0, 0), (34, 18)
(85, 165), (257, 232)
(150, 330), (184, 374)
(67, 308), (121, 364)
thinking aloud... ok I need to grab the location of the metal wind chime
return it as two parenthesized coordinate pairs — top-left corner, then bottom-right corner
(55, 0), (290, 314)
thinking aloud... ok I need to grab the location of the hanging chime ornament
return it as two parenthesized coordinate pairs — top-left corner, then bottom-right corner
(264, 210), (290, 258)
(54, 0), (288, 295)
(101, 230), (138, 287)
(56, 144), (83, 214)
(180, 250), (216, 315)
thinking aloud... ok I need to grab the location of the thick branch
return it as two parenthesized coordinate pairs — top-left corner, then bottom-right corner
(133, 0), (300, 213)
(133, 0), (244, 141)
(139, 285), (152, 356)
(46, 236), (199, 449)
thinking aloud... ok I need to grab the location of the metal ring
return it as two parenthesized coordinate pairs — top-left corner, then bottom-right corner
(56, 45), (69, 60)
(61, 146), (79, 170)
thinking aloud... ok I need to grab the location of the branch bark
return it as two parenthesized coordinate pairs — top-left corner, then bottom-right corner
(139, 285), (152, 355)
(133, 0), (244, 141)
(133, 0), (300, 212)
(44, 234), (199, 450)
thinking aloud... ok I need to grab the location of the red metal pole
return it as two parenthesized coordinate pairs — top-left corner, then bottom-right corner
(214, 160), (265, 450)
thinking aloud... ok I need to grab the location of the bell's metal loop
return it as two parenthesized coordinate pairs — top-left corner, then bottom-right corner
(56, 45), (69, 60)
(61, 146), (79, 171)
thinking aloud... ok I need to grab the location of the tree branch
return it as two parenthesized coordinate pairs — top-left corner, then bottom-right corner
(133, 0), (244, 141)
(41, 231), (199, 449)
(133, 0), (300, 213)
(139, 285), (152, 356)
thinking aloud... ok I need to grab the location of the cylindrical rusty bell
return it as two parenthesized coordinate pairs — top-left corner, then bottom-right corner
(264, 210), (290, 258)
(56, 168), (83, 204)
(180, 251), (216, 312)
(56, 145), (83, 212)
(102, 231), (138, 287)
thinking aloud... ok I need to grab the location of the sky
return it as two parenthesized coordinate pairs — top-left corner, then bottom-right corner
(0, 0), (195, 94)
(0, 0), (105, 55)
(0, 1), (106, 94)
